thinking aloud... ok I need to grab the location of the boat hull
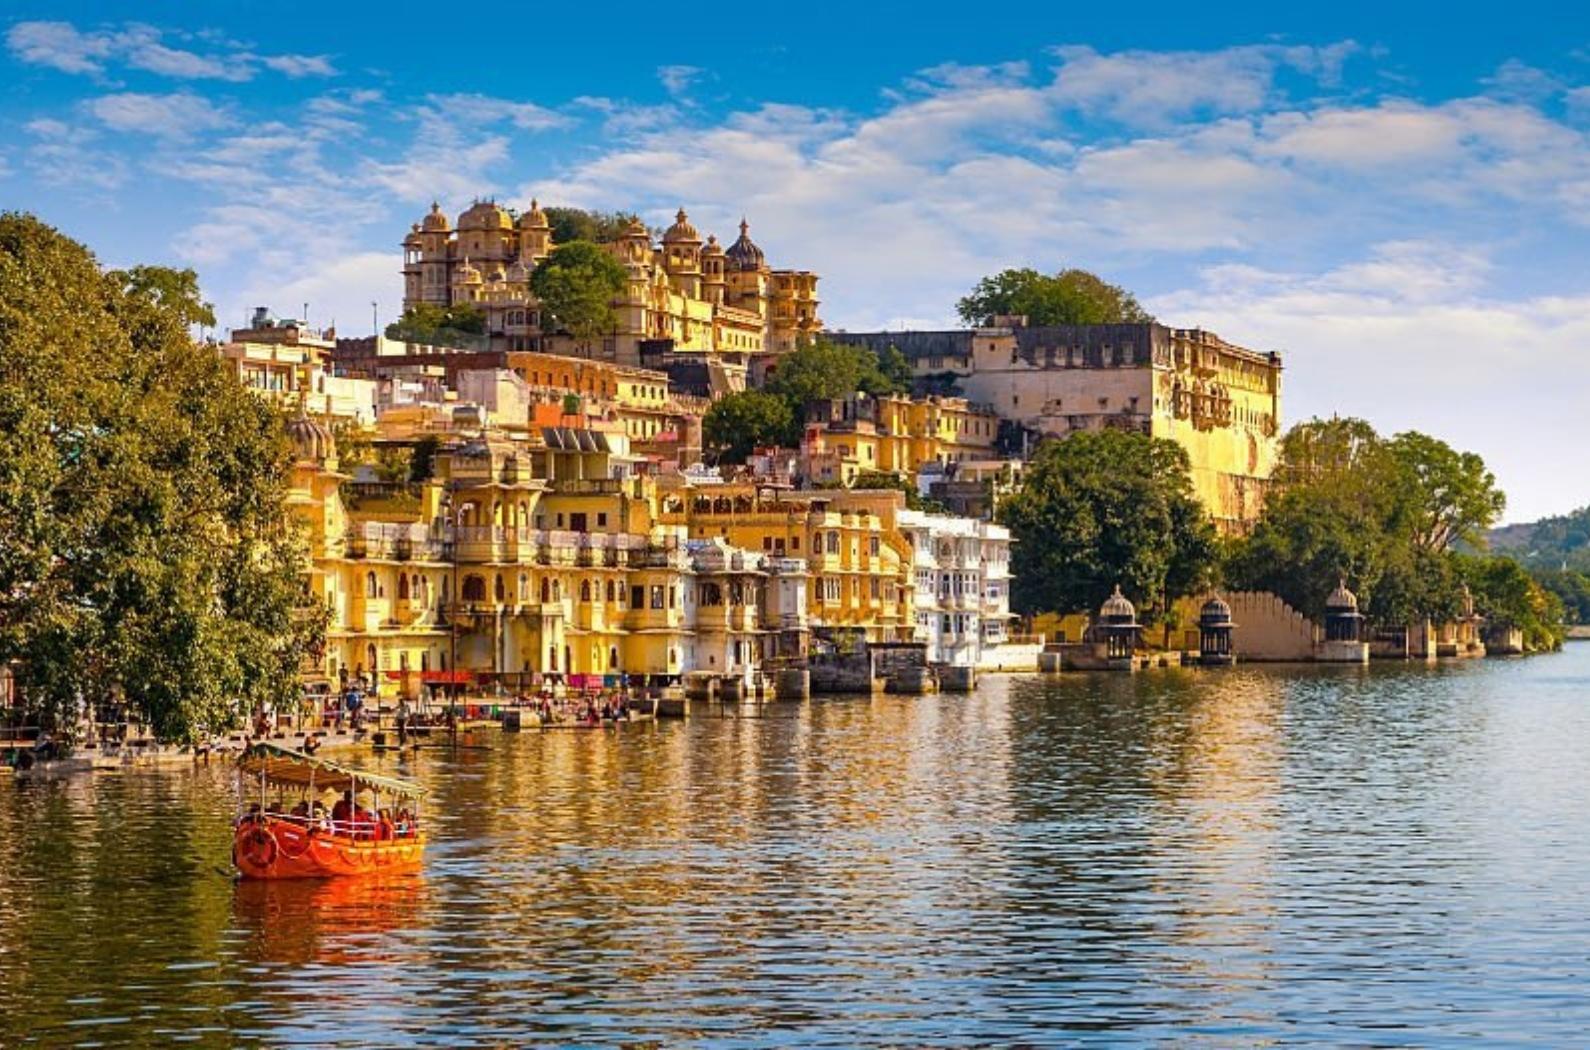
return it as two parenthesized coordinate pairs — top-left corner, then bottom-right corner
(233, 818), (426, 879)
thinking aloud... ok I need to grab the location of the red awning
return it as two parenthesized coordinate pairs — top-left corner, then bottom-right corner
(420, 671), (474, 684)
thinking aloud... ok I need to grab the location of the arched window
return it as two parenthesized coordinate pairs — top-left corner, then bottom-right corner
(398, 574), (410, 600)
(540, 577), (550, 603)
(366, 643), (378, 672)
(494, 574), (505, 601)
(580, 580), (591, 602)
(462, 575), (487, 602)
(518, 573), (529, 601)
(365, 571), (378, 598)
(609, 645), (619, 669)
(606, 580), (615, 602)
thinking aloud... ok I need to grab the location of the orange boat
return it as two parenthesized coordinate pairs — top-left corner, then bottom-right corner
(233, 742), (427, 880)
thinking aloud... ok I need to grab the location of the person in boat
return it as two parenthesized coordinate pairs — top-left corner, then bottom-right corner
(291, 800), (309, 820)
(302, 733), (321, 756)
(332, 790), (353, 826)
(311, 800), (331, 832)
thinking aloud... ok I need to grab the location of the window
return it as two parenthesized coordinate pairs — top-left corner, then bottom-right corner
(580, 580), (591, 602)
(597, 512), (608, 528)
(606, 580), (616, 602)
(669, 586), (677, 609)
(650, 586), (664, 609)
(365, 572), (378, 598)
(462, 575), (487, 602)
(632, 585), (645, 608)
(868, 536), (880, 556)
(871, 578), (881, 599)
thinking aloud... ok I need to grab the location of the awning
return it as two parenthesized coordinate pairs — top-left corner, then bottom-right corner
(420, 670), (473, 684)
(239, 742), (426, 797)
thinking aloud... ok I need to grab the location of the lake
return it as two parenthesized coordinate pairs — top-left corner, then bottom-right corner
(3, 646), (1589, 1046)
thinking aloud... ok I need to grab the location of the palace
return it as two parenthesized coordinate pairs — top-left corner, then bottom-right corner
(401, 200), (821, 367)
(836, 322), (1283, 530)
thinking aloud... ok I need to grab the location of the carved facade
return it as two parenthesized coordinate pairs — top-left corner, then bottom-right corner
(402, 200), (820, 366)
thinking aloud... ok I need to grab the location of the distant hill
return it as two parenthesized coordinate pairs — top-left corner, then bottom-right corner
(1489, 505), (1590, 571)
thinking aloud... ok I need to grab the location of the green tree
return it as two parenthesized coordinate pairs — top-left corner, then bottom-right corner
(1228, 416), (1513, 627)
(0, 212), (322, 743)
(384, 301), (484, 345)
(956, 267), (1153, 327)
(764, 339), (906, 406)
(109, 264), (216, 330)
(1387, 430), (1505, 551)
(1534, 567), (1590, 624)
(1462, 554), (1565, 651)
(529, 240), (628, 342)
(543, 207), (642, 245)
(998, 429), (1216, 623)
(703, 390), (796, 463)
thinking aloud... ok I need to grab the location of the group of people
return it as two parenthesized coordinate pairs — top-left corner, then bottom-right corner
(530, 693), (633, 727)
(244, 789), (419, 841)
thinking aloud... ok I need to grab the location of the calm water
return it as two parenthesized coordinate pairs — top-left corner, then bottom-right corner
(4, 648), (1590, 1047)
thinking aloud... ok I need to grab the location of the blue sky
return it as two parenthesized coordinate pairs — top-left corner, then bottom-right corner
(4, 1), (1588, 523)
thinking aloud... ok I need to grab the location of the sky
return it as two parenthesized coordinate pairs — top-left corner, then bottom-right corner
(3, 0), (1588, 523)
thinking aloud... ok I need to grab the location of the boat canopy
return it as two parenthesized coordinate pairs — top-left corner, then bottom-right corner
(239, 742), (426, 798)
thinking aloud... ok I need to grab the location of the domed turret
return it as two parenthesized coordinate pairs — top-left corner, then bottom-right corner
(519, 198), (550, 230)
(286, 411), (336, 465)
(1326, 579), (1359, 612)
(420, 202), (450, 232)
(662, 207), (700, 243)
(725, 217), (766, 272)
(458, 199), (512, 231)
(1200, 593), (1233, 626)
(703, 233), (724, 257)
(1099, 584), (1137, 625)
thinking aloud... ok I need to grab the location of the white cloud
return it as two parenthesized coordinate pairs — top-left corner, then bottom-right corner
(657, 65), (703, 98)
(85, 92), (232, 138)
(228, 250), (396, 339)
(1047, 42), (1359, 126)
(423, 93), (569, 132)
(5, 18), (335, 81)
(260, 53), (337, 78)
(5, 21), (115, 75)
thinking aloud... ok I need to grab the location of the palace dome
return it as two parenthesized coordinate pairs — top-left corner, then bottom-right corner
(703, 233), (724, 255)
(1199, 593), (1234, 625)
(1326, 579), (1359, 611)
(725, 218), (765, 271)
(458, 199), (512, 231)
(662, 207), (700, 243)
(519, 198), (550, 229)
(420, 202), (450, 232)
(1099, 584), (1137, 624)
(286, 411), (335, 464)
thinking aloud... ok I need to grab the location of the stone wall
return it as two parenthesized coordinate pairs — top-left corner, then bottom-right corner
(1223, 591), (1318, 662)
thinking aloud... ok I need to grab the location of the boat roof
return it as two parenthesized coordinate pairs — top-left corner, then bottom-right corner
(239, 742), (426, 797)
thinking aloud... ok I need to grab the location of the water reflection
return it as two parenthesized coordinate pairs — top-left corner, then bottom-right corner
(3, 649), (1590, 1044)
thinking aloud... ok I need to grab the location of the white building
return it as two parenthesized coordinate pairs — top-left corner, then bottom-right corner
(896, 510), (1016, 668)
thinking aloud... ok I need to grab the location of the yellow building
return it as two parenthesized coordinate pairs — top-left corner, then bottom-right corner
(401, 200), (821, 366)
(800, 393), (1000, 486)
(656, 481), (914, 642)
(839, 323), (1282, 530)
(285, 418), (815, 696)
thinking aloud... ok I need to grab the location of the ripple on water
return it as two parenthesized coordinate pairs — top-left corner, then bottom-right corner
(4, 652), (1590, 1044)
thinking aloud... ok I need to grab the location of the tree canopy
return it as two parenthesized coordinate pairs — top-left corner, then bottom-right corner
(108, 265), (216, 331)
(384, 301), (485, 346)
(998, 429), (1217, 623)
(0, 212), (324, 743)
(702, 390), (796, 464)
(542, 207), (643, 245)
(1225, 417), (1550, 644)
(956, 267), (1153, 328)
(529, 240), (629, 342)
(763, 338), (912, 406)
